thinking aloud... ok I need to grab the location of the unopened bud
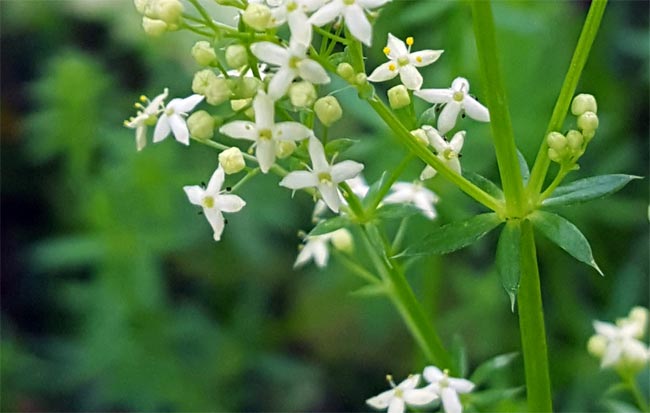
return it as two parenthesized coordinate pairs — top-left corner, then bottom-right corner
(330, 228), (353, 253)
(410, 128), (429, 146)
(546, 132), (567, 151)
(548, 148), (562, 163)
(134, 0), (147, 14)
(225, 44), (248, 69)
(354, 73), (368, 86)
(566, 130), (584, 151)
(151, 0), (183, 24)
(314, 96), (343, 126)
(218, 147), (246, 174)
(205, 77), (231, 106)
(228, 77), (262, 99)
(275, 140), (296, 159)
(192, 69), (219, 95)
(289, 81), (317, 108)
(388, 85), (410, 109)
(192, 41), (217, 66)
(336, 62), (355, 81)
(587, 335), (607, 358)
(242, 3), (272, 31)
(577, 111), (599, 133)
(231, 98), (250, 112)
(142, 17), (168, 36)
(187, 110), (215, 140)
(571, 94), (597, 116)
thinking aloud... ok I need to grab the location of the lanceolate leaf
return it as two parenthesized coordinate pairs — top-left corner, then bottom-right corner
(309, 215), (349, 236)
(529, 210), (603, 275)
(325, 138), (358, 156)
(542, 174), (642, 207)
(397, 213), (503, 257)
(464, 171), (504, 200)
(496, 221), (521, 311)
(517, 150), (530, 185)
(470, 352), (519, 386)
(374, 203), (421, 220)
(362, 171), (389, 209)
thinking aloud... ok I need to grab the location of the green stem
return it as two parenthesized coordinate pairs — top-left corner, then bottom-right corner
(332, 250), (381, 285)
(314, 25), (349, 45)
(538, 165), (571, 202)
(231, 168), (260, 192)
(518, 220), (553, 412)
(367, 153), (413, 213)
(626, 376), (650, 413)
(527, 0), (608, 197)
(187, 0), (219, 33)
(471, 0), (525, 217)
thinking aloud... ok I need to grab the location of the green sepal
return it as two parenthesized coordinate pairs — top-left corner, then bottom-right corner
(496, 221), (521, 311)
(309, 216), (349, 236)
(470, 352), (519, 386)
(374, 203), (421, 220)
(325, 138), (359, 157)
(396, 213), (503, 258)
(542, 174), (642, 207)
(529, 210), (603, 275)
(464, 171), (504, 200)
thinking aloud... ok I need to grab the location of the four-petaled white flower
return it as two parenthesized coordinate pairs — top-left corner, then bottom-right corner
(153, 93), (204, 145)
(366, 374), (437, 413)
(280, 136), (364, 213)
(251, 33), (330, 101)
(368, 34), (443, 90)
(419, 126), (465, 180)
(383, 181), (439, 220)
(313, 175), (369, 219)
(592, 320), (649, 368)
(124, 88), (169, 151)
(220, 91), (312, 173)
(308, 0), (391, 47)
(415, 77), (490, 135)
(184, 165), (246, 241)
(294, 228), (350, 268)
(423, 366), (475, 413)
(268, 0), (326, 44)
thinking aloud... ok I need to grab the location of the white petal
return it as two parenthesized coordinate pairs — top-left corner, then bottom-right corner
(449, 378), (475, 394)
(274, 121), (312, 141)
(308, 136), (329, 172)
(368, 62), (399, 83)
(318, 182), (342, 213)
(254, 91), (275, 129)
(383, 189), (412, 205)
(173, 94), (204, 113)
(423, 366), (444, 383)
(215, 194), (246, 213)
(403, 388), (438, 406)
(601, 343), (622, 367)
(294, 243), (314, 267)
(279, 170), (319, 189)
(451, 77), (470, 93)
(441, 387), (462, 413)
(463, 96), (490, 122)
(387, 397), (405, 413)
(398, 65), (423, 90)
(344, 5), (372, 46)
(135, 126), (147, 151)
(297, 59), (331, 84)
(270, 6), (288, 27)
(387, 33), (408, 58)
(409, 50), (443, 67)
(153, 114), (171, 142)
(398, 374), (421, 390)
(366, 389), (395, 410)
(250, 42), (290, 66)
(206, 165), (225, 194)
(268, 67), (297, 101)
(444, 156), (462, 176)
(256, 138), (277, 173)
(593, 321), (618, 338)
(449, 131), (465, 153)
(204, 208), (225, 241)
(219, 121), (258, 141)
(358, 0), (391, 8)
(311, 238), (330, 268)
(437, 102), (461, 135)
(423, 126), (447, 153)
(183, 185), (205, 206)
(420, 165), (437, 180)
(331, 160), (364, 183)
(414, 88), (453, 104)
(169, 114), (190, 145)
(414, 194), (436, 219)
(288, 11), (312, 48)
(308, 0), (343, 26)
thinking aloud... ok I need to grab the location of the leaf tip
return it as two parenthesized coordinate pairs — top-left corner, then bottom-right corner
(508, 291), (517, 313)
(592, 260), (604, 276)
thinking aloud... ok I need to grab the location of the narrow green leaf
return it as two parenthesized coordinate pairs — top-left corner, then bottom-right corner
(325, 138), (358, 156)
(542, 174), (642, 207)
(362, 171), (389, 209)
(496, 221), (521, 311)
(309, 216), (349, 236)
(348, 283), (387, 298)
(397, 213), (503, 257)
(517, 150), (530, 185)
(374, 203), (421, 220)
(451, 335), (468, 379)
(470, 386), (525, 408)
(470, 352), (519, 386)
(529, 210), (603, 275)
(465, 171), (504, 200)
(600, 399), (642, 413)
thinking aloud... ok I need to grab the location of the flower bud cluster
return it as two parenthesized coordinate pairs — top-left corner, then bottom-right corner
(134, 0), (183, 36)
(547, 94), (599, 165)
(192, 69), (263, 107)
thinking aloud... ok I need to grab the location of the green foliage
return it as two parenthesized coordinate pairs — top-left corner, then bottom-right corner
(496, 221), (521, 310)
(542, 174), (642, 207)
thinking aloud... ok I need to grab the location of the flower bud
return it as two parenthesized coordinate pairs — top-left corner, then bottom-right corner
(242, 3), (272, 31)
(187, 110), (215, 140)
(330, 228), (353, 253)
(336, 62), (355, 81)
(192, 41), (217, 66)
(629, 307), (649, 333)
(151, 0), (183, 24)
(228, 77), (262, 99)
(388, 85), (410, 109)
(571, 93), (597, 116)
(218, 147), (246, 174)
(134, 0), (148, 14)
(225, 44), (248, 69)
(615, 339), (650, 376)
(289, 81), (318, 108)
(314, 96), (342, 126)
(275, 140), (296, 159)
(354, 72), (368, 86)
(142, 17), (168, 36)
(410, 128), (429, 146)
(192, 69), (219, 95)
(587, 334), (607, 358)
(566, 130), (584, 151)
(546, 132), (567, 151)
(577, 111), (599, 133)
(548, 148), (562, 163)
(231, 98), (250, 112)
(205, 77), (231, 106)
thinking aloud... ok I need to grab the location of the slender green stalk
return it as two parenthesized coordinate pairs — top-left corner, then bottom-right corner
(332, 250), (381, 285)
(471, 1), (526, 217)
(187, 0), (219, 33)
(626, 376), (650, 413)
(518, 220), (553, 412)
(527, 0), (608, 197)
(538, 166), (571, 202)
(367, 153), (413, 212)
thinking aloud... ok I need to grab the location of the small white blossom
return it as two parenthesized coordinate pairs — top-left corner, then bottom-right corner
(184, 165), (246, 241)
(415, 77), (489, 135)
(219, 91), (312, 173)
(295, 228), (351, 268)
(267, 0), (326, 44)
(366, 374), (437, 413)
(313, 175), (369, 219)
(280, 136), (364, 213)
(423, 366), (475, 413)
(153, 93), (204, 145)
(368, 34), (443, 90)
(308, 0), (391, 46)
(383, 181), (439, 220)
(591, 319), (649, 369)
(419, 126), (464, 180)
(124, 88), (168, 151)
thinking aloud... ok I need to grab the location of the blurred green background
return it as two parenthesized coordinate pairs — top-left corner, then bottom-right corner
(1, 0), (648, 411)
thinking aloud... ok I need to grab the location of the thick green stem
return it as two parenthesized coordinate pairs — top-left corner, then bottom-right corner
(527, 0), (608, 197)
(518, 220), (553, 412)
(471, 1), (526, 217)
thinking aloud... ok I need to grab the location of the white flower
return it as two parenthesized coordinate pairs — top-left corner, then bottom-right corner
(423, 366), (475, 413)
(312, 175), (369, 219)
(219, 91), (312, 173)
(153, 93), (205, 145)
(419, 126), (465, 180)
(383, 181), (439, 220)
(184, 165), (246, 241)
(591, 320), (649, 369)
(366, 374), (437, 413)
(124, 88), (168, 151)
(308, 0), (391, 46)
(294, 228), (351, 268)
(368, 34), (443, 90)
(414, 77), (490, 135)
(250, 33), (330, 101)
(267, 0), (326, 44)
(280, 136), (364, 213)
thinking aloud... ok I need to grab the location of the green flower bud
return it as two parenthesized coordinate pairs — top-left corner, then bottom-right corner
(331, 228), (354, 253)
(205, 77), (231, 106)
(225, 44), (248, 69)
(336, 62), (355, 81)
(228, 77), (261, 99)
(192, 41), (217, 66)
(187, 110), (215, 140)
(134, 0), (147, 14)
(571, 93), (597, 116)
(314, 96), (343, 126)
(192, 69), (219, 95)
(548, 148), (562, 163)
(577, 111), (599, 133)
(354, 72), (368, 86)
(587, 335), (607, 358)
(546, 131), (568, 151)
(566, 130), (584, 151)
(410, 128), (429, 146)
(242, 3), (272, 31)
(582, 129), (596, 142)
(388, 85), (410, 109)
(151, 0), (183, 24)
(231, 98), (250, 112)
(629, 307), (649, 335)
(275, 140), (296, 159)
(218, 147), (246, 174)
(289, 81), (317, 108)
(142, 17), (168, 36)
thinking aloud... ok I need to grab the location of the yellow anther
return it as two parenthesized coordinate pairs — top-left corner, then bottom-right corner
(383, 46), (391, 55)
(388, 63), (396, 71)
(416, 56), (422, 63)
(134, 102), (143, 109)
(139, 95), (147, 102)
(406, 36), (414, 46)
